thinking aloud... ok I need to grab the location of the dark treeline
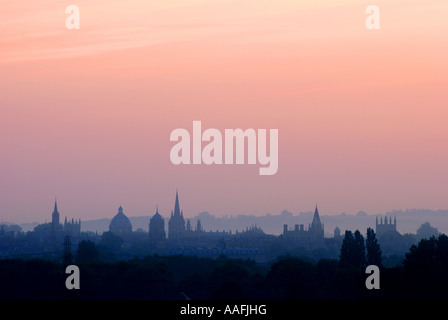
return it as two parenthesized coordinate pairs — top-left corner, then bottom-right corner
(0, 232), (447, 300)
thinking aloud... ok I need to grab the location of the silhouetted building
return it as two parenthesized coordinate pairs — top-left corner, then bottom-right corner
(309, 205), (324, 242)
(109, 206), (132, 235)
(51, 201), (62, 233)
(282, 205), (325, 248)
(64, 217), (81, 236)
(48, 200), (80, 239)
(375, 216), (405, 255)
(334, 226), (341, 238)
(184, 219), (206, 238)
(149, 206), (166, 241)
(324, 225), (343, 253)
(168, 191), (185, 240)
(376, 216), (397, 237)
(229, 224), (275, 250)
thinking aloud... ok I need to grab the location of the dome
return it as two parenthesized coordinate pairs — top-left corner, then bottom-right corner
(152, 212), (163, 220)
(109, 206), (132, 234)
(149, 206), (166, 241)
(151, 206), (163, 221)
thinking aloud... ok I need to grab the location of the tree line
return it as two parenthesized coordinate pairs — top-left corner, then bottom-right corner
(0, 229), (447, 299)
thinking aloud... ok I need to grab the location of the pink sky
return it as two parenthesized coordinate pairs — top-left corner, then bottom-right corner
(1, 0), (447, 224)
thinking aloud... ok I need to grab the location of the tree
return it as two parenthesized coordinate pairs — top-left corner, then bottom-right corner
(353, 230), (366, 268)
(76, 240), (99, 263)
(339, 230), (366, 269)
(366, 228), (382, 267)
(266, 258), (315, 299)
(403, 234), (448, 273)
(402, 234), (448, 298)
(340, 230), (354, 267)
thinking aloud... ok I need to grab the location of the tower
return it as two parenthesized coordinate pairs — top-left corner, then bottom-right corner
(186, 220), (191, 232)
(309, 205), (324, 245)
(64, 217), (81, 236)
(50, 199), (63, 244)
(310, 205), (324, 233)
(334, 226), (341, 238)
(168, 190), (185, 240)
(196, 220), (202, 232)
(376, 215), (397, 237)
(149, 205), (166, 241)
(52, 199), (60, 229)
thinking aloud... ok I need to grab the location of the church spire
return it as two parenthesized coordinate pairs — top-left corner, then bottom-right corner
(311, 204), (322, 227)
(54, 198), (59, 214)
(52, 198), (60, 227)
(174, 190), (181, 217)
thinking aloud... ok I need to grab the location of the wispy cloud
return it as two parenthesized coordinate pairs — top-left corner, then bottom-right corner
(1, 0), (371, 64)
(0, 1), (233, 64)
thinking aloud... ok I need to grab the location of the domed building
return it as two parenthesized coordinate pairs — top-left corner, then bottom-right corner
(149, 205), (166, 241)
(109, 206), (132, 235)
(334, 226), (341, 238)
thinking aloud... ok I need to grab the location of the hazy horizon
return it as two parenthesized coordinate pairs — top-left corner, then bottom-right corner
(4, 200), (448, 226)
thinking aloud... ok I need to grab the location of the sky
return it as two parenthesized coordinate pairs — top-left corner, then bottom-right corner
(1, 0), (447, 224)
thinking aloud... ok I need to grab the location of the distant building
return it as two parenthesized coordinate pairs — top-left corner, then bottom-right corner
(168, 191), (186, 240)
(109, 206), (132, 235)
(324, 226), (343, 252)
(64, 217), (81, 236)
(230, 224), (276, 249)
(375, 216), (406, 255)
(282, 205), (325, 248)
(50, 200), (81, 237)
(334, 226), (341, 238)
(149, 206), (166, 241)
(51, 201), (62, 236)
(375, 216), (398, 237)
(27, 200), (82, 252)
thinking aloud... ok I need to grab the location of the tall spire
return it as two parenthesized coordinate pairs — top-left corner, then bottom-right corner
(174, 190), (181, 217)
(311, 204), (321, 227)
(52, 198), (60, 226)
(54, 198), (59, 214)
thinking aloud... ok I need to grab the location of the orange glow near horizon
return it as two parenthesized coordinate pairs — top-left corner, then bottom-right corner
(0, 0), (447, 223)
